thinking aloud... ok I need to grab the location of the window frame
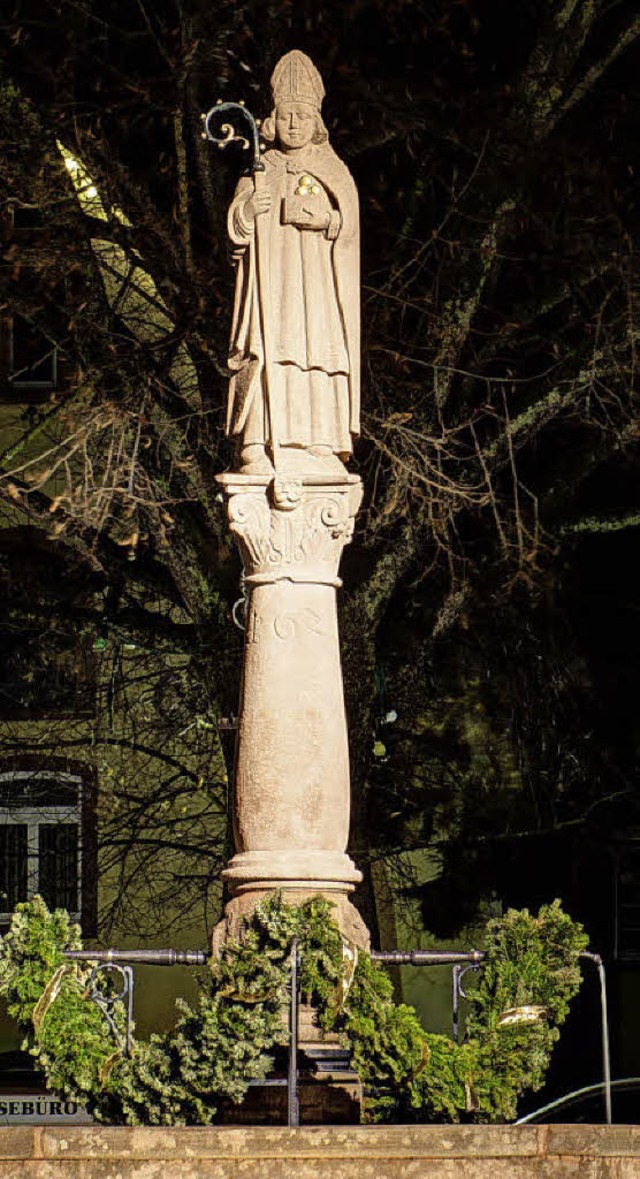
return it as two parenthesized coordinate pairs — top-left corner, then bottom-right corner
(0, 314), (59, 401)
(0, 206), (63, 402)
(0, 766), (97, 934)
(7, 315), (59, 390)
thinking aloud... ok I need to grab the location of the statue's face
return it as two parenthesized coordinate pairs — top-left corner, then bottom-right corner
(275, 102), (316, 149)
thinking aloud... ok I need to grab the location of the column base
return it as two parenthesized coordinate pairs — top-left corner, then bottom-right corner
(212, 882), (370, 954)
(222, 849), (362, 887)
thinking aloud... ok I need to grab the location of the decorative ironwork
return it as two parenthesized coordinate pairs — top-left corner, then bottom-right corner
(86, 963), (134, 1056)
(62, 943), (611, 1128)
(232, 572), (247, 632)
(65, 949), (207, 1057)
(452, 962), (482, 1043)
(201, 100), (263, 175)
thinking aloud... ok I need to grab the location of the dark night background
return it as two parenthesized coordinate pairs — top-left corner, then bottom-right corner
(0, 0), (639, 1119)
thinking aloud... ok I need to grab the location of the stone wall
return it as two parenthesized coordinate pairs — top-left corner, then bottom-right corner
(0, 1125), (639, 1177)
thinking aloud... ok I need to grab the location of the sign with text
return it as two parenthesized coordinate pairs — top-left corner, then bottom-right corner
(0, 1095), (92, 1125)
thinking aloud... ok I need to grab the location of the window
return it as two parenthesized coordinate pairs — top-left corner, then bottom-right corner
(0, 206), (61, 402)
(0, 771), (83, 922)
(0, 315), (59, 401)
(7, 316), (58, 389)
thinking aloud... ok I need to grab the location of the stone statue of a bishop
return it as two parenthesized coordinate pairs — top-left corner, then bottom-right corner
(214, 51), (368, 954)
(226, 50), (360, 474)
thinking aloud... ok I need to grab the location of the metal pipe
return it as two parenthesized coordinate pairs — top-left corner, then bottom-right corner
(580, 951), (612, 1125)
(288, 937), (300, 1128)
(371, 949), (485, 966)
(64, 941), (609, 1128)
(66, 947), (484, 968)
(63, 949), (208, 966)
(452, 964), (461, 1043)
(515, 1077), (640, 1125)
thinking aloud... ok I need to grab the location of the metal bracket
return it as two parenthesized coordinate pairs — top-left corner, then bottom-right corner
(87, 963), (134, 1057)
(452, 962), (481, 1043)
(232, 573), (247, 632)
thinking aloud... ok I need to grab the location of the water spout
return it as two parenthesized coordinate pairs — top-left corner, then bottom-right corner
(579, 951), (612, 1125)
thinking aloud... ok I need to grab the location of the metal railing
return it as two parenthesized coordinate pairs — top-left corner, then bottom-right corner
(63, 943), (611, 1127)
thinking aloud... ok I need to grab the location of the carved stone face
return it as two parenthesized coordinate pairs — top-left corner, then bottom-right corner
(275, 101), (317, 150)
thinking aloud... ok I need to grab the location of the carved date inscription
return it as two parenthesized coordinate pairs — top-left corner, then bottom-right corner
(273, 608), (325, 640)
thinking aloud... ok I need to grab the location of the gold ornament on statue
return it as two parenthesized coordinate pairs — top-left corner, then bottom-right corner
(295, 174), (318, 196)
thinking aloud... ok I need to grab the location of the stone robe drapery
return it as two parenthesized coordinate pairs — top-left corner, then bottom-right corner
(226, 143), (360, 456)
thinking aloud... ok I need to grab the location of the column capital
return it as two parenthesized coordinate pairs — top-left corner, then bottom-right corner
(216, 472), (363, 587)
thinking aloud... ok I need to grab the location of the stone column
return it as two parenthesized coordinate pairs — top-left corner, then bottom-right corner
(215, 471), (369, 948)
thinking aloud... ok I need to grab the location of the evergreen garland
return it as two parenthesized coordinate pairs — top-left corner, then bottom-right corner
(0, 894), (587, 1124)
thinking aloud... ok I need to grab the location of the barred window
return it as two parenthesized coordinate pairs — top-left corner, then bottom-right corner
(0, 314), (59, 401)
(0, 206), (61, 402)
(6, 316), (58, 389)
(0, 771), (83, 922)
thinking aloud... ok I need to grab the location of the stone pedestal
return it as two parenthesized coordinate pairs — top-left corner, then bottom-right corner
(214, 471), (369, 949)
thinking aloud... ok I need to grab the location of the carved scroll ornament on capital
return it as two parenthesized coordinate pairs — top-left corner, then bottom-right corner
(227, 483), (362, 584)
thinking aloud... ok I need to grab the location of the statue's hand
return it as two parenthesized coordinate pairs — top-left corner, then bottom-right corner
(244, 190), (272, 221)
(324, 210), (342, 241)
